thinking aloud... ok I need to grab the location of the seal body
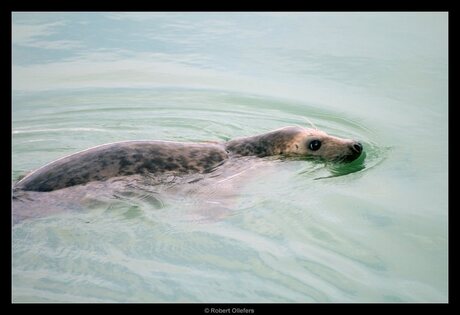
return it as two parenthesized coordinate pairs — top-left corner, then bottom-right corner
(14, 126), (363, 192)
(15, 141), (228, 192)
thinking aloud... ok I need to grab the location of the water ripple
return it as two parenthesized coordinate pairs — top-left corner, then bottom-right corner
(12, 88), (441, 302)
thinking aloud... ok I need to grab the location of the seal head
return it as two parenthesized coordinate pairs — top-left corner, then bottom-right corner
(225, 126), (363, 162)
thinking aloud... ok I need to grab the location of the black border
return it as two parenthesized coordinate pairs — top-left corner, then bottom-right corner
(6, 6), (452, 308)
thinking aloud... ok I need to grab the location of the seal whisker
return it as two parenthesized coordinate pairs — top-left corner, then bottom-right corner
(303, 117), (318, 130)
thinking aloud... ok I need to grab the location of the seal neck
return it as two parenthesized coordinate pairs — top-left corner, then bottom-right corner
(225, 128), (300, 157)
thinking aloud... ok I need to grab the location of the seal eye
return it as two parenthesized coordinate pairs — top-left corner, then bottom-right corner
(308, 140), (322, 151)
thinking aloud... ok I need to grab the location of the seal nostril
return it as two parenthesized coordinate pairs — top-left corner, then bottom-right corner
(352, 142), (363, 154)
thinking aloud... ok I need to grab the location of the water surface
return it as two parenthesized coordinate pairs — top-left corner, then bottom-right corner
(12, 12), (448, 302)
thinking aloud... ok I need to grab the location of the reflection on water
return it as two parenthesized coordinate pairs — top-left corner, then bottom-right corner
(12, 13), (447, 302)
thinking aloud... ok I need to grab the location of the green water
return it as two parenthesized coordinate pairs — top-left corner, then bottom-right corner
(12, 12), (448, 302)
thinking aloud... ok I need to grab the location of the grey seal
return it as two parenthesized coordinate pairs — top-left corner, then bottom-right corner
(14, 126), (363, 192)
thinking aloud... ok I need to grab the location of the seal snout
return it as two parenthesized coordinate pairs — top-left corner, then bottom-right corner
(351, 142), (363, 154)
(343, 141), (363, 162)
